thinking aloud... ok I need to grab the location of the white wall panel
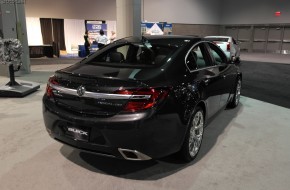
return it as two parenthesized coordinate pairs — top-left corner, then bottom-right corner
(221, 0), (290, 24)
(25, 0), (222, 25)
(26, 17), (43, 45)
(25, 0), (116, 20)
(64, 19), (85, 54)
(144, 0), (222, 24)
(24, 0), (290, 27)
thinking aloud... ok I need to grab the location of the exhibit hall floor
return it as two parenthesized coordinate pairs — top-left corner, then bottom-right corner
(240, 52), (290, 64)
(0, 55), (290, 190)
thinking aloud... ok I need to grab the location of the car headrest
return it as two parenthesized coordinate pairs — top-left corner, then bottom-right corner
(154, 55), (167, 65)
(109, 52), (124, 62)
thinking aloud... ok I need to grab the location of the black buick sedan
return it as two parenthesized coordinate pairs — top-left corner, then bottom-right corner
(43, 35), (242, 162)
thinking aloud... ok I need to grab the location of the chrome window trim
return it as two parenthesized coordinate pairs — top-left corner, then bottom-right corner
(185, 41), (228, 73)
(49, 83), (151, 100)
(190, 65), (220, 73)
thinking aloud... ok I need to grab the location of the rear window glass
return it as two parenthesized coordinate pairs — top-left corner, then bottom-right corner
(205, 38), (229, 42)
(90, 42), (177, 67)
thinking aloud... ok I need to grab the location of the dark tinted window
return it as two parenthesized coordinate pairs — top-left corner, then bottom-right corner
(91, 43), (177, 66)
(193, 44), (210, 69)
(185, 51), (197, 71)
(186, 43), (212, 71)
(207, 43), (227, 65)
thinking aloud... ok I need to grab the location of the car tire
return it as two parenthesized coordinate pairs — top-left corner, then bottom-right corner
(227, 78), (242, 108)
(179, 106), (204, 162)
(235, 56), (241, 63)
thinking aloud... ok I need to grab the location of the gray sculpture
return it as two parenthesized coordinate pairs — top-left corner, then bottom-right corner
(0, 38), (39, 97)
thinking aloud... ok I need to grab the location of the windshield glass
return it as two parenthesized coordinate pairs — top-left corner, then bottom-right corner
(87, 40), (178, 67)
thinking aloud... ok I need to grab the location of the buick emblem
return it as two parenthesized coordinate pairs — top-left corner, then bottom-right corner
(76, 86), (86, 97)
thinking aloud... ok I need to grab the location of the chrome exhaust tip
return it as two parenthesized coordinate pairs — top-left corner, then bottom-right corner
(118, 148), (152, 161)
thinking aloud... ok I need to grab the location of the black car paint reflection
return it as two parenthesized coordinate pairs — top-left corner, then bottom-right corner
(42, 35), (241, 162)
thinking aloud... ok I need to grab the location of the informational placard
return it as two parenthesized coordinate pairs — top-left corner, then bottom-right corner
(163, 23), (173, 35)
(86, 21), (107, 43)
(141, 22), (164, 35)
(141, 22), (172, 35)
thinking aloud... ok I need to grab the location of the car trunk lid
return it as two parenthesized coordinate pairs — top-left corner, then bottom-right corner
(47, 66), (148, 117)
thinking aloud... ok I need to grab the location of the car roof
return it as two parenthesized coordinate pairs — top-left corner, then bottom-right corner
(144, 35), (201, 40)
(122, 35), (202, 42)
(204, 36), (231, 38)
(118, 35), (202, 47)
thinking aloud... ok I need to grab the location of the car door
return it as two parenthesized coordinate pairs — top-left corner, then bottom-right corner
(185, 42), (223, 118)
(206, 42), (237, 108)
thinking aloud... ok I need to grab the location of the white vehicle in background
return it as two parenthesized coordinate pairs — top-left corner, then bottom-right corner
(204, 36), (241, 63)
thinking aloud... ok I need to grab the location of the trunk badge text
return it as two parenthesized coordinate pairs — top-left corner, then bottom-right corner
(77, 86), (86, 97)
(68, 127), (88, 136)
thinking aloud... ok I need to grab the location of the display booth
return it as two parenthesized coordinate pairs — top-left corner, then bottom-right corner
(26, 18), (117, 58)
(78, 44), (98, 57)
(86, 20), (108, 44)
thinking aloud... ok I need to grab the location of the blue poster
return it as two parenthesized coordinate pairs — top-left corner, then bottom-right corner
(86, 21), (107, 43)
(163, 23), (173, 35)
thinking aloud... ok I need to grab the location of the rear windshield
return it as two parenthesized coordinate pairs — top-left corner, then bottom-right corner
(205, 38), (229, 42)
(88, 42), (178, 67)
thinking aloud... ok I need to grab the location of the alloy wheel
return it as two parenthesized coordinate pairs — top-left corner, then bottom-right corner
(235, 79), (241, 106)
(188, 110), (204, 158)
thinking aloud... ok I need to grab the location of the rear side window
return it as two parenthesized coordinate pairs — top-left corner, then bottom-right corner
(192, 44), (210, 69)
(207, 43), (227, 65)
(185, 51), (197, 71)
(185, 43), (212, 71)
(92, 43), (176, 66)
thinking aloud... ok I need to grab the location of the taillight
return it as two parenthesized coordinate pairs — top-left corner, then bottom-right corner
(46, 76), (58, 97)
(227, 43), (230, 51)
(115, 88), (170, 112)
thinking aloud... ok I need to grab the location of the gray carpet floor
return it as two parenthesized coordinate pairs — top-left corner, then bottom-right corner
(240, 61), (290, 109)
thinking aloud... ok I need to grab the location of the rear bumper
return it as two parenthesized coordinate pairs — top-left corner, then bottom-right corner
(43, 97), (186, 160)
(224, 51), (231, 59)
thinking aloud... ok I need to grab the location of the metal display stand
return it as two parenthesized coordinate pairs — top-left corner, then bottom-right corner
(0, 39), (40, 97)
